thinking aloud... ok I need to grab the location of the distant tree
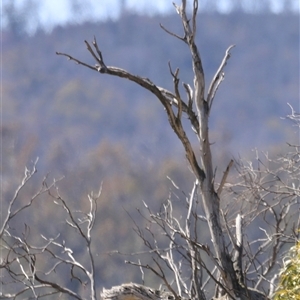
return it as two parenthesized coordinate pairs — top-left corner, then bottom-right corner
(3, 0), (40, 36)
(1, 0), (299, 299)
(3, 0), (27, 36)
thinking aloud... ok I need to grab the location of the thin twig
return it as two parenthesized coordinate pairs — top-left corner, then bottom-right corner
(160, 23), (186, 43)
(217, 159), (234, 196)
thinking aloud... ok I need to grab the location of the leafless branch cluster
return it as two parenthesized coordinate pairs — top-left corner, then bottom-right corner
(285, 102), (300, 127)
(108, 142), (299, 300)
(0, 161), (102, 299)
(226, 147), (300, 290)
(124, 146), (299, 298)
(124, 181), (225, 300)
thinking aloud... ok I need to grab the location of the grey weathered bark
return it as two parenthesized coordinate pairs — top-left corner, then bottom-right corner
(101, 283), (180, 300)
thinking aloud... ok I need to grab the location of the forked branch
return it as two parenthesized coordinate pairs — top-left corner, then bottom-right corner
(207, 45), (235, 112)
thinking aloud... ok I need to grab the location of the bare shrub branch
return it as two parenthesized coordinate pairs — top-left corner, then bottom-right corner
(1, 164), (102, 299)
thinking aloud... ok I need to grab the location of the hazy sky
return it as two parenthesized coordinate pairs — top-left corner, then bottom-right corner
(3, 0), (300, 34)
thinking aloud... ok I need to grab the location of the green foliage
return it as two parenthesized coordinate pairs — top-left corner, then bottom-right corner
(273, 241), (300, 299)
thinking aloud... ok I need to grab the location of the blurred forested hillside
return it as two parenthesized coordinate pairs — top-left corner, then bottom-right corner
(2, 9), (299, 291)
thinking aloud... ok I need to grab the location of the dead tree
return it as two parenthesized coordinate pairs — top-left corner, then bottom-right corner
(55, 1), (300, 299)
